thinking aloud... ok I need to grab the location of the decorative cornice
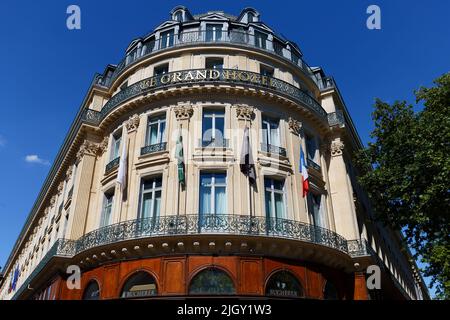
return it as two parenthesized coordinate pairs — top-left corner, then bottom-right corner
(50, 195), (56, 208)
(174, 104), (194, 120)
(330, 140), (345, 157)
(125, 114), (140, 132)
(288, 117), (302, 135)
(235, 104), (254, 121)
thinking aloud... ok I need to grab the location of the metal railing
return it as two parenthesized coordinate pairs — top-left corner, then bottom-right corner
(260, 143), (287, 157)
(199, 138), (229, 148)
(140, 142), (167, 156)
(327, 110), (345, 128)
(307, 158), (321, 171)
(74, 214), (348, 254)
(96, 30), (318, 88)
(82, 68), (327, 127)
(105, 157), (120, 174)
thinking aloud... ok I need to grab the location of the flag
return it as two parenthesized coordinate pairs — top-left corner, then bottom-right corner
(175, 130), (185, 186)
(240, 126), (256, 185)
(300, 147), (309, 197)
(11, 265), (20, 292)
(116, 132), (128, 196)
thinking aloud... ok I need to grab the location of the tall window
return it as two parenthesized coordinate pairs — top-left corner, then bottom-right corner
(260, 65), (274, 77)
(139, 177), (162, 221)
(100, 192), (114, 227)
(205, 57), (224, 70)
(206, 24), (223, 42)
(111, 130), (122, 160)
(264, 178), (286, 220)
(146, 115), (166, 146)
(308, 193), (326, 228)
(254, 31), (267, 49)
(199, 173), (226, 216)
(305, 134), (317, 162)
(174, 11), (183, 22)
(189, 268), (235, 295)
(160, 30), (174, 49)
(154, 63), (169, 76)
(262, 117), (280, 147)
(202, 109), (225, 143)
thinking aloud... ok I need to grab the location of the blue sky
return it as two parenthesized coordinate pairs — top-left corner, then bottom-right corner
(0, 0), (448, 297)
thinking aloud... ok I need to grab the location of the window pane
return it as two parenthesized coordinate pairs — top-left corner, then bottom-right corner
(159, 120), (166, 142)
(215, 187), (226, 214)
(202, 116), (213, 141)
(153, 191), (161, 218)
(214, 173), (226, 184)
(273, 179), (284, 191)
(265, 190), (273, 218)
(215, 116), (224, 140)
(200, 185), (211, 214)
(147, 123), (158, 145)
(274, 193), (285, 219)
(141, 193), (153, 219)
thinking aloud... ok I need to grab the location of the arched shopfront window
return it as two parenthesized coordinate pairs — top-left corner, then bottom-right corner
(120, 271), (157, 298)
(323, 281), (339, 300)
(265, 271), (304, 298)
(82, 280), (100, 300)
(189, 268), (235, 295)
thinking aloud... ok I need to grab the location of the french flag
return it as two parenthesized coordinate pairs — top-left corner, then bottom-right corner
(300, 147), (309, 197)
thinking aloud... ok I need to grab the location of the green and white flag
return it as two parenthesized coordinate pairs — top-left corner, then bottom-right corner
(175, 130), (185, 186)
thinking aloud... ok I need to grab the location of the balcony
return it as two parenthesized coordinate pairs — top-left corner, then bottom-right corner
(96, 30), (318, 88)
(307, 158), (321, 171)
(260, 143), (287, 157)
(199, 138), (229, 148)
(105, 157), (120, 174)
(83, 68), (327, 127)
(141, 142), (167, 156)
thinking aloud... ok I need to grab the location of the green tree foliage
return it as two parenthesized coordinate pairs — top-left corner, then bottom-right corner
(356, 73), (450, 299)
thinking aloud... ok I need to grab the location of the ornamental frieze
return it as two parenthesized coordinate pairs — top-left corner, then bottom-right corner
(288, 117), (302, 135)
(330, 140), (345, 157)
(125, 114), (140, 132)
(76, 140), (100, 163)
(174, 104), (194, 120)
(235, 105), (254, 121)
(98, 136), (109, 155)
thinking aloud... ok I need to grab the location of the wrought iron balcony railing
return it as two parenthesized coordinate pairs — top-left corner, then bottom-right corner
(307, 158), (321, 171)
(327, 110), (345, 128)
(260, 143), (287, 157)
(96, 30), (318, 88)
(82, 68), (327, 127)
(140, 142), (167, 156)
(105, 157), (120, 174)
(199, 138), (229, 148)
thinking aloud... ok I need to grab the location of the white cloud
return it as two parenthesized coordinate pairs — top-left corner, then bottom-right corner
(25, 154), (50, 165)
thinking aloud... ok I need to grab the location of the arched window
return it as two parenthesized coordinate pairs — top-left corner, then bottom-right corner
(121, 271), (157, 298)
(82, 280), (100, 300)
(265, 271), (304, 298)
(174, 11), (183, 22)
(189, 268), (235, 295)
(323, 281), (339, 300)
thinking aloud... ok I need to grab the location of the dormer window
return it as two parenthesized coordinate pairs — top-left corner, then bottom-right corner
(254, 31), (267, 49)
(160, 30), (174, 49)
(206, 24), (223, 42)
(248, 13), (255, 23)
(174, 11), (183, 22)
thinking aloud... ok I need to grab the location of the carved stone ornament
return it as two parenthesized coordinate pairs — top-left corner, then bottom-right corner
(65, 165), (73, 181)
(57, 181), (64, 193)
(235, 105), (254, 121)
(76, 140), (100, 163)
(174, 104), (194, 120)
(288, 117), (302, 135)
(98, 136), (109, 155)
(50, 195), (56, 207)
(330, 140), (345, 157)
(126, 114), (140, 132)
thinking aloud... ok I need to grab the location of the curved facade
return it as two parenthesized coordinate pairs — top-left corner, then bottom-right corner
(0, 6), (428, 300)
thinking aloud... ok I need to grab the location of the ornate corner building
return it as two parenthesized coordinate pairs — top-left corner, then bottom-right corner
(0, 7), (429, 300)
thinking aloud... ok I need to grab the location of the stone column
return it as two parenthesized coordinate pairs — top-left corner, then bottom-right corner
(172, 104), (194, 216)
(326, 137), (359, 240)
(118, 114), (140, 222)
(69, 140), (100, 240)
(234, 105), (256, 216)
